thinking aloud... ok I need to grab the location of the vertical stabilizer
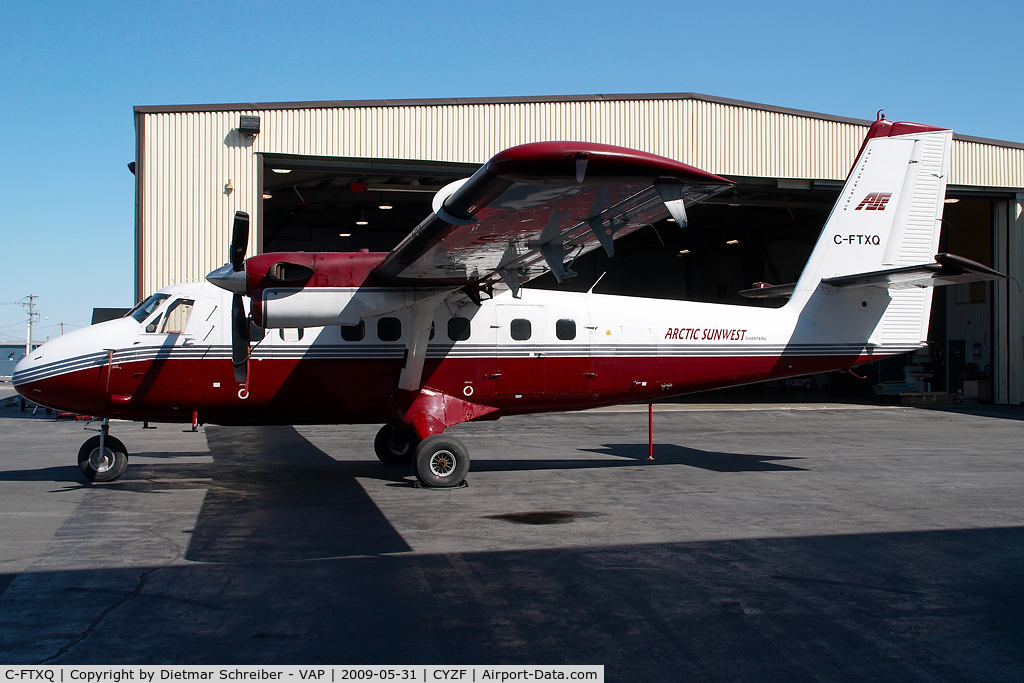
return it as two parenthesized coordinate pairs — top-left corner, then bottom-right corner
(786, 117), (953, 352)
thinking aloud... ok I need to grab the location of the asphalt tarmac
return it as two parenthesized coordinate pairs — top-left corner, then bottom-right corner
(0, 385), (1022, 681)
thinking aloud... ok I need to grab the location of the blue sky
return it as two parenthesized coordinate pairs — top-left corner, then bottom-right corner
(2, 0), (1021, 339)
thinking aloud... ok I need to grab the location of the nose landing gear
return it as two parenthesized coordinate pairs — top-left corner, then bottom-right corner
(77, 418), (128, 482)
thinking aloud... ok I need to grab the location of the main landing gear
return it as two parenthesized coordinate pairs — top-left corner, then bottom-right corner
(374, 424), (470, 488)
(77, 418), (128, 482)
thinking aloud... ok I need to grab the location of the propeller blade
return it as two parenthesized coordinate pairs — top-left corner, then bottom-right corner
(231, 293), (249, 383)
(230, 211), (250, 272)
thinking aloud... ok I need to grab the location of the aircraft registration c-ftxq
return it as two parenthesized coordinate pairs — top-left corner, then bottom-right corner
(14, 115), (1005, 487)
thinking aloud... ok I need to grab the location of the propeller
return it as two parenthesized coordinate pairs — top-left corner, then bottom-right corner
(206, 211), (251, 383)
(231, 291), (249, 383)
(229, 212), (250, 383)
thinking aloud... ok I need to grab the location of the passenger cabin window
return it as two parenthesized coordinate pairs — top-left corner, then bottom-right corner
(378, 317), (402, 342)
(279, 328), (304, 342)
(556, 319), (576, 340)
(159, 299), (194, 334)
(510, 319), (531, 341)
(448, 317), (471, 341)
(340, 321), (365, 342)
(131, 293), (170, 324)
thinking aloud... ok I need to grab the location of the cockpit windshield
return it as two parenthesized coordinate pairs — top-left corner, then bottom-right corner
(127, 293), (171, 323)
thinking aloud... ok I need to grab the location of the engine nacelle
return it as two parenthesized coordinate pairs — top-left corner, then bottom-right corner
(260, 286), (449, 328)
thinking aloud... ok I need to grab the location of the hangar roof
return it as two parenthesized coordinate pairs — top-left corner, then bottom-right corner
(135, 91), (1024, 153)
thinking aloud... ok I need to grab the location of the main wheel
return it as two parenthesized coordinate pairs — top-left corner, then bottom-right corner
(374, 424), (417, 466)
(414, 434), (469, 488)
(77, 435), (129, 482)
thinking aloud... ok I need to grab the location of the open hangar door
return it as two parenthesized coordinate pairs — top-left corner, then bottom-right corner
(260, 154), (479, 254)
(260, 155), (836, 305)
(928, 196), (998, 398)
(257, 153), (997, 401)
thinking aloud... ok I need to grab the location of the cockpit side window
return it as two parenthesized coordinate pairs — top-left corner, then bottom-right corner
(129, 293), (170, 323)
(159, 299), (195, 334)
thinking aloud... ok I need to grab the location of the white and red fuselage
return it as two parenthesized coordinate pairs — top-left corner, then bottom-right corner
(13, 274), (896, 427)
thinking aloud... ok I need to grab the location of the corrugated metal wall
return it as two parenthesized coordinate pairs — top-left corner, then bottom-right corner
(137, 97), (1024, 299)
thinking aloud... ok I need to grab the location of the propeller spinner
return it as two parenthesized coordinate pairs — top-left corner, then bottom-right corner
(206, 211), (251, 383)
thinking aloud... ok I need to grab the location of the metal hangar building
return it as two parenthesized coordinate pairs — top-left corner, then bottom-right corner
(131, 93), (1024, 404)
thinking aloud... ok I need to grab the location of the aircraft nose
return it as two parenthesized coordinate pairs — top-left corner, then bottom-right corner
(12, 342), (46, 403)
(11, 323), (121, 415)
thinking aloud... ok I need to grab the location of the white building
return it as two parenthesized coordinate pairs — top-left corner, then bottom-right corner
(132, 93), (1024, 403)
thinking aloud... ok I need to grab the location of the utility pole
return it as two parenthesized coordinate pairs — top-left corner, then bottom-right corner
(22, 295), (38, 357)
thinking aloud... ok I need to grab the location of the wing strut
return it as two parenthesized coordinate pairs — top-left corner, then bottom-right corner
(398, 294), (447, 392)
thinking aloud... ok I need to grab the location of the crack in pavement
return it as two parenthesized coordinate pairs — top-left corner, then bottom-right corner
(39, 567), (159, 664)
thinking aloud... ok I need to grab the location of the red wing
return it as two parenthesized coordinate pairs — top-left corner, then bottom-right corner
(373, 142), (732, 292)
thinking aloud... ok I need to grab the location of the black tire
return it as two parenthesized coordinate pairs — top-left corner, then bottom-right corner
(374, 424), (417, 466)
(20, 398), (26, 412)
(414, 434), (469, 488)
(77, 435), (129, 482)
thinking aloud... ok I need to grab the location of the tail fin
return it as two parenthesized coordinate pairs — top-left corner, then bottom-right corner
(786, 117), (954, 350)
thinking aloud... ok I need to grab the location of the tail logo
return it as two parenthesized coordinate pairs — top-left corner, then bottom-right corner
(854, 192), (892, 211)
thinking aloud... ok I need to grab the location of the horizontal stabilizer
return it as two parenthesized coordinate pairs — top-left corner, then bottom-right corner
(821, 253), (1006, 290)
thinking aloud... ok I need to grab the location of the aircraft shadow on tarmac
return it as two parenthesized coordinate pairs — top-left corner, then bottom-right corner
(576, 443), (806, 472)
(0, 424), (805, 562)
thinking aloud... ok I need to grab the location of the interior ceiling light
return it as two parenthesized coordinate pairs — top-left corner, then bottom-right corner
(666, 217), (675, 223)
(355, 210), (369, 226)
(944, 198), (960, 204)
(677, 249), (690, 255)
(726, 239), (740, 245)
(338, 232), (352, 237)
(378, 202), (393, 210)
(262, 192), (273, 199)
(271, 168), (292, 174)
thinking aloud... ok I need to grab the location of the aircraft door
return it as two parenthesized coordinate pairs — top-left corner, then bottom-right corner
(586, 316), (615, 397)
(130, 297), (210, 410)
(494, 305), (545, 396)
(494, 306), (589, 397)
(548, 312), (590, 396)
(612, 321), (658, 394)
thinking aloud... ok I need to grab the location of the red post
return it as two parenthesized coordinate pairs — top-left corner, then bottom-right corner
(192, 410), (198, 432)
(648, 401), (654, 460)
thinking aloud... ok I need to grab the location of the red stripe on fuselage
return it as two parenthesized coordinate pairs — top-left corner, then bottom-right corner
(19, 352), (877, 425)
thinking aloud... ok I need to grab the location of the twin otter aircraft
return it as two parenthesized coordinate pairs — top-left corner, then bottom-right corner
(14, 115), (1004, 487)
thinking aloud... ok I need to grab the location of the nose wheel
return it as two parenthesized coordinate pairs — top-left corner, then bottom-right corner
(77, 420), (129, 482)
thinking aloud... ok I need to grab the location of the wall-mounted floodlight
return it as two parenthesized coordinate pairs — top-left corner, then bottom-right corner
(239, 115), (260, 138)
